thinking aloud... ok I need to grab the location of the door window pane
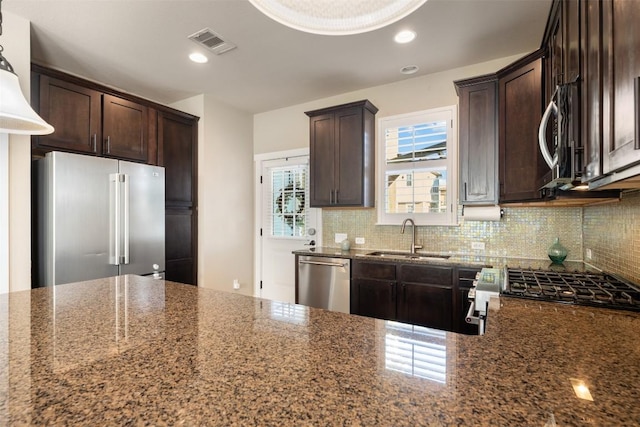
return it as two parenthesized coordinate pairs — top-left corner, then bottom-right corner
(271, 166), (307, 237)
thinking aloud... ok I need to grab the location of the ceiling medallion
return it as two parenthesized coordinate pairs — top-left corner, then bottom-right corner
(248, 0), (428, 36)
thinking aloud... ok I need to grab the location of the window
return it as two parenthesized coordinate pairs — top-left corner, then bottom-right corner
(377, 106), (457, 225)
(270, 165), (308, 237)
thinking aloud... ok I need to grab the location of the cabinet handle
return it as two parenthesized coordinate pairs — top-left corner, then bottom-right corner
(335, 189), (339, 204)
(106, 136), (111, 154)
(329, 190), (333, 204)
(635, 77), (640, 150)
(91, 134), (97, 152)
(464, 182), (468, 200)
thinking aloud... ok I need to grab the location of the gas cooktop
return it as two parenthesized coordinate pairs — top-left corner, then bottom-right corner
(503, 268), (640, 312)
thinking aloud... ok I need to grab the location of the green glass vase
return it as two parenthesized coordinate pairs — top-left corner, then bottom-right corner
(548, 237), (568, 264)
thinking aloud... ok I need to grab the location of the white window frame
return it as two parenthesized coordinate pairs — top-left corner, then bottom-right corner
(376, 105), (458, 226)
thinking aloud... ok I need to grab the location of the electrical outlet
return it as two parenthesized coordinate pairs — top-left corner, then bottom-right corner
(355, 237), (365, 245)
(335, 233), (347, 243)
(233, 279), (240, 290)
(471, 242), (485, 251)
(586, 248), (592, 260)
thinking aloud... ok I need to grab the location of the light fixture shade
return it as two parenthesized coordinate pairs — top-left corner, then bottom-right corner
(248, 0), (428, 35)
(0, 68), (54, 135)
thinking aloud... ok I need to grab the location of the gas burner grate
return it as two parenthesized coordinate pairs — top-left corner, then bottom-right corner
(505, 268), (640, 312)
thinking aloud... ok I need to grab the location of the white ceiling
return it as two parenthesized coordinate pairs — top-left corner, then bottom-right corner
(4, 0), (552, 114)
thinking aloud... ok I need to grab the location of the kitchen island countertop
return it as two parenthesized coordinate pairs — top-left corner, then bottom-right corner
(2, 275), (639, 425)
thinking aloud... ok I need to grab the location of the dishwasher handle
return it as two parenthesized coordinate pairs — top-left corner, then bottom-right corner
(299, 260), (347, 268)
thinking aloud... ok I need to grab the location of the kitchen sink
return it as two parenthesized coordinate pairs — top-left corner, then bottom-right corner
(366, 251), (451, 260)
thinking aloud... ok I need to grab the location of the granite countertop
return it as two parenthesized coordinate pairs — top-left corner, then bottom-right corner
(293, 246), (600, 272)
(2, 275), (639, 425)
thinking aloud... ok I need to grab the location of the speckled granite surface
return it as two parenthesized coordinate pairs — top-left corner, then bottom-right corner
(293, 247), (603, 273)
(2, 275), (639, 425)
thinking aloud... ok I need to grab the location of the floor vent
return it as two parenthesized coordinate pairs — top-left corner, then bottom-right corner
(188, 28), (236, 55)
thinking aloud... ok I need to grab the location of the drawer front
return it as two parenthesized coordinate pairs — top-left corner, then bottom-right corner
(352, 261), (396, 280)
(399, 264), (453, 287)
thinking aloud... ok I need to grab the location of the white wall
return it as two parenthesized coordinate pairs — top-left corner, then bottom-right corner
(3, 11), (32, 292)
(254, 53), (526, 155)
(172, 95), (254, 295)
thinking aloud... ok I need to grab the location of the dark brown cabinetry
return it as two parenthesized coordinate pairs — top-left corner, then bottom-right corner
(498, 52), (546, 202)
(305, 100), (378, 207)
(601, 0), (640, 174)
(102, 94), (148, 162)
(351, 260), (461, 333)
(351, 261), (397, 320)
(32, 67), (152, 163)
(581, 0), (604, 181)
(397, 264), (454, 331)
(33, 75), (101, 156)
(159, 111), (198, 285)
(455, 75), (499, 204)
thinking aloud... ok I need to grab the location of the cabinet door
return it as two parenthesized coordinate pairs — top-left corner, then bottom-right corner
(458, 80), (498, 204)
(102, 94), (148, 162)
(398, 264), (453, 330)
(309, 113), (335, 206)
(351, 278), (396, 320)
(335, 107), (364, 206)
(499, 58), (546, 202)
(34, 75), (101, 154)
(582, 0), (604, 181)
(397, 282), (453, 331)
(602, 0), (640, 173)
(159, 111), (198, 285)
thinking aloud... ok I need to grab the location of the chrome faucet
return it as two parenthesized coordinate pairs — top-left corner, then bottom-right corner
(401, 218), (422, 254)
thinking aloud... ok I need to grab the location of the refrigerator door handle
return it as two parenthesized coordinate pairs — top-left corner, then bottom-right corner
(109, 173), (121, 265)
(123, 174), (130, 265)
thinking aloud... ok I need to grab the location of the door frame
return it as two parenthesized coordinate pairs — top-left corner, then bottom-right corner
(254, 148), (322, 297)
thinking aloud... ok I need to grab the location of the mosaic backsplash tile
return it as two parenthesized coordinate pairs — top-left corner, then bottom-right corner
(322, 206), (583, 261)
(583, 190), (640, 283)
(322, 190), (640, 284)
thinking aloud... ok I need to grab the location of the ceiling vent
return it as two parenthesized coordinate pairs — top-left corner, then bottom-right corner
(188, 28), (236, 55)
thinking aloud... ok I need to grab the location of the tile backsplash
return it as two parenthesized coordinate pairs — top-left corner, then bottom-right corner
(322, 190), (640, 283)
(583, 190), (640, 283)
(322, 206), (583, 261)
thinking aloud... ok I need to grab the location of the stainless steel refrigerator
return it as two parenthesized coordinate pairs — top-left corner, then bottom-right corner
(35, 151), (165, 286)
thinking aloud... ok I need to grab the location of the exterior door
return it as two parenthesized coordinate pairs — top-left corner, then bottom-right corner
(258, 154), (320, 303)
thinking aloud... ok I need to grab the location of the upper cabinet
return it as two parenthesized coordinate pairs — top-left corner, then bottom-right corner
(455, 75), (499, 205)
(600, 0), (640, 175)
(31, 66), (153, 164)
(33, 75), (101, 155)
(498, 52), (546, 203)
(305, 100), (378, 208)
(102, 94), (149, 162)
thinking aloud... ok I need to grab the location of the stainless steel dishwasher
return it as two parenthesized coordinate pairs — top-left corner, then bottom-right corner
(297, 256), (351, 314)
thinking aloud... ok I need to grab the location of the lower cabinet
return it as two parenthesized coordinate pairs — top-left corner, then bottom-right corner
(352, 260), (467, 333)
(350, 261), (396, 319)
(397, 264), (454, 331)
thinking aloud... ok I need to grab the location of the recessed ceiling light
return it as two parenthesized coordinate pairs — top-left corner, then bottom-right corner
(401, 65), (419, 75)
(395, 30), (417, 44)
(189, 53), (209, 64)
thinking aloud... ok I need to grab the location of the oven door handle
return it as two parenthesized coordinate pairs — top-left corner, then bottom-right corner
(538, 97), (559, 169)
(465, 301), (479, 325)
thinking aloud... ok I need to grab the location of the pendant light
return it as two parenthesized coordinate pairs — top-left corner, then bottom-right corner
(0, 0), (54, 135)
(248, 0), (428, 36)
